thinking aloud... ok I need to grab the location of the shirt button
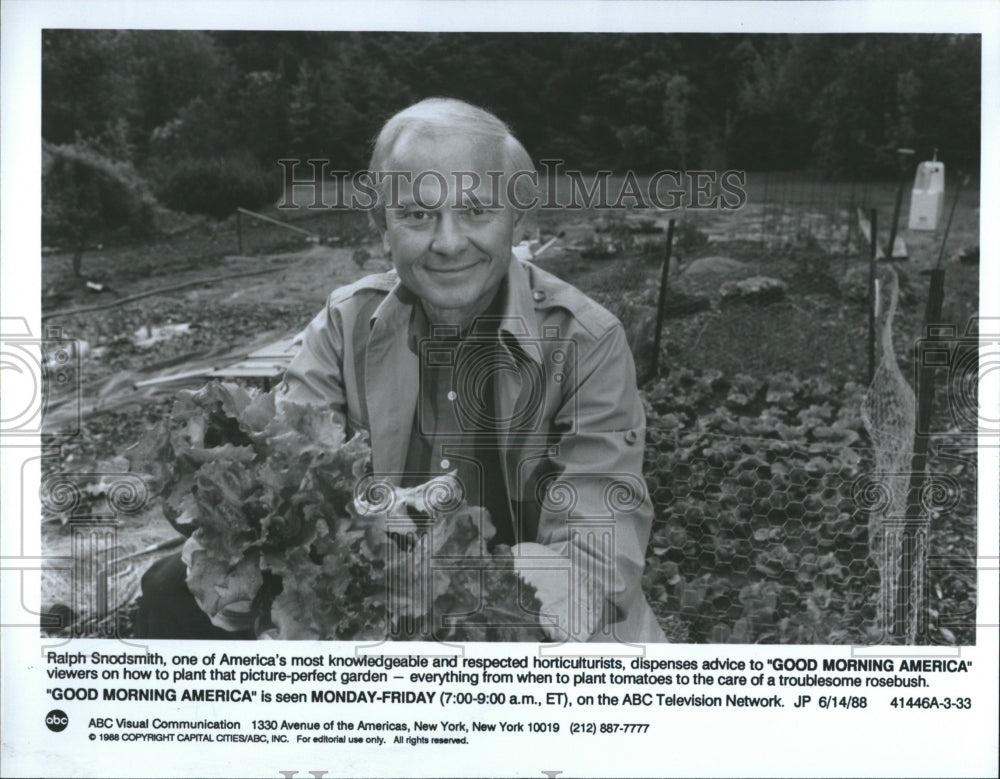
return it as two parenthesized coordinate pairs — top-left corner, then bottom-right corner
(447, 390), (457, 401)
(532, 290), (546, 302)
(624, 430), (638, 445)
(440, 459), (451, 470)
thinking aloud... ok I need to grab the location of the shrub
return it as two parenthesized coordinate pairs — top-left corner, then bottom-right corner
(152, 149), (277, 219)
(42, 142), (158, 275)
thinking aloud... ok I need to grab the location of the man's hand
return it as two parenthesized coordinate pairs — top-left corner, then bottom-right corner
(512, 542), (601, 642)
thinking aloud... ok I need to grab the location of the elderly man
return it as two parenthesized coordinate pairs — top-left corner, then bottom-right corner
(137, 97), (664, 643)
(277, 98), (663, 643)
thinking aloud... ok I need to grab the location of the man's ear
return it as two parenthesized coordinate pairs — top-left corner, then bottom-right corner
(511, 206), (528, 236)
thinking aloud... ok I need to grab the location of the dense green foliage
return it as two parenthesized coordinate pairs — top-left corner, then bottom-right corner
(151, 150), (278, 218)
(642, 369), (873, 643)
(640, 367), (971, 645)
(44, 31), (980, 184)
(41, 142), (158, 274)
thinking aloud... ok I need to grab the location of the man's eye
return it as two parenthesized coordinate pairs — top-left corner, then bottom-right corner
(402, 210), (431, 222)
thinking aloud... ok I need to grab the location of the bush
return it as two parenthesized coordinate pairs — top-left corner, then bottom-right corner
(42, 142), (159, 274)
(152, 149), (277, 219)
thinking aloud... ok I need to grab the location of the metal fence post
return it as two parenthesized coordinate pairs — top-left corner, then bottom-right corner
(897, 268), (946, 641)
(886, 148), (915, 259)
(650, 219), (676, 379)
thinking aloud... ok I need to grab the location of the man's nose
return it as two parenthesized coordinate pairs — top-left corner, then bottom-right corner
(429, 211), (469, 256)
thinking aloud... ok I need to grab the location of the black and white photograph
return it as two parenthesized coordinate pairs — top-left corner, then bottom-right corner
(31, 28), (983, 645)
(2, 2), (997, 777)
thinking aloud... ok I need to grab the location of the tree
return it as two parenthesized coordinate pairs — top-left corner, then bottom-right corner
(42, 144), (157, 277)
(287, 36), (414, 165)
(41, 31), (981, 188)
(44, 29), (234, 168)
(661, 74), (694, 169)
(42, 31), (141, 148)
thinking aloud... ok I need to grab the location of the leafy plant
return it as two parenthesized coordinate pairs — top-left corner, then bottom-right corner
(641, 368), (875, 643)
(151, 149), (277, 219)
(42, 142), (158, 276)
(130, 381), (543, 641)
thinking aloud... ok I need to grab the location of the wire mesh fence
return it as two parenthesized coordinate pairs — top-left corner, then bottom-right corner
(161, 166), (981, 646)
(229, 206), (372, 257)
(39, 167), (975, 645)
(532, 168), (936, 386)
(528, 167), (978, 645)
(637, 366), (976, 646)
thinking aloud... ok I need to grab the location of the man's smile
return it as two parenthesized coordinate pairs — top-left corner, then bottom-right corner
(421, 260), (484, 275)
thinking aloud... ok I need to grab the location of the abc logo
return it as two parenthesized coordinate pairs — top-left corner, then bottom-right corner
(45, 709), (69, 733)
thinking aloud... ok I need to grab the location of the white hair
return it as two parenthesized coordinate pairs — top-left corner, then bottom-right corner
(368, 97), (537, 228)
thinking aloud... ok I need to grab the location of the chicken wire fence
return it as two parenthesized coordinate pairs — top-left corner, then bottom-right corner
(40, 169), (973, 643)
(533, 169), (897, 386)
(532, 168), (975, 646)
(629, 256), (976, 646)
(639, 430), (973, 646)
(236, 168), (970, 646)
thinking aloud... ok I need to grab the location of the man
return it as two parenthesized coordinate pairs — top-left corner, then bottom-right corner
(279, 97), (664, 643)
(138, 97), (664, 643)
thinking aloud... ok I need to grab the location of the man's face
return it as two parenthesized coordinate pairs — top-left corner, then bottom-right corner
(379, 130), (520, 325)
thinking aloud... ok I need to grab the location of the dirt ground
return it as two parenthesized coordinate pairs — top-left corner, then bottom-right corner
(40, 221), (391, 630)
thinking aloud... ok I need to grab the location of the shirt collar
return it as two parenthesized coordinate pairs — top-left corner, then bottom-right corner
(369, 254), (543, 364)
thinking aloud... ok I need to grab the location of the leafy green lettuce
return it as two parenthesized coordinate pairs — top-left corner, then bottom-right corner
(132, 381), (541, 641)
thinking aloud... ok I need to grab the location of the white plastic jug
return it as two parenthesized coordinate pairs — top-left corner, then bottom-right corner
(908, 159), (946, 231)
